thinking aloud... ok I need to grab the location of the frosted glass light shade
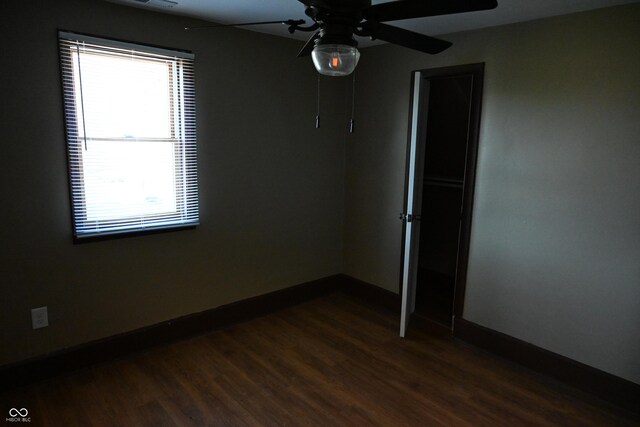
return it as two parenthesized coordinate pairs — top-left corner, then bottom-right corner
(311, 44), (360, 76)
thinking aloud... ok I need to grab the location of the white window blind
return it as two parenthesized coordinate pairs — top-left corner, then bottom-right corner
(58, 32), (198, 239)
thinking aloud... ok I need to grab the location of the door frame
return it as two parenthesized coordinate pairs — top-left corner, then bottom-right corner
(399, 62), (485, 328)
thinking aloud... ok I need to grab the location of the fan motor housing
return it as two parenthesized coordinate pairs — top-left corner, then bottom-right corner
(306, 0), (368, 25)
(315, 23), (358, 47)
(305, 0), (369, 48)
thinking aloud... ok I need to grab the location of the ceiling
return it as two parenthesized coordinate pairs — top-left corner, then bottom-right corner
(105, 0), (639, 48)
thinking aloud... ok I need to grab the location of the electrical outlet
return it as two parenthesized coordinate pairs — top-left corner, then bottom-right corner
(31, 306), (49, 329)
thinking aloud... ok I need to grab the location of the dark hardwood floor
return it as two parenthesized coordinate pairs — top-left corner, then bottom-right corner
(2, 292), (638, 426)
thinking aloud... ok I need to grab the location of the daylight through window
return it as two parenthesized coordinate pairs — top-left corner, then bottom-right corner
(59, 32), (198, 238)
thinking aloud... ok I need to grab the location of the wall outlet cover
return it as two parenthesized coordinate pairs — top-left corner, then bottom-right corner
(31, 306), (49, 329)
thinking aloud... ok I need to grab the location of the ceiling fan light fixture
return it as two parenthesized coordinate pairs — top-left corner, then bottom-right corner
(311, 44), (360, 76)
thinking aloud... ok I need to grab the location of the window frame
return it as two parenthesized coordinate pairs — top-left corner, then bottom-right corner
(58, 31), (199, 241)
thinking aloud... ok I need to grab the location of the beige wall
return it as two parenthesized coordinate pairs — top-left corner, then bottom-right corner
(345, 4), (640, 383)
(0, 0), (348, 365)
(2, 0), (638, 387)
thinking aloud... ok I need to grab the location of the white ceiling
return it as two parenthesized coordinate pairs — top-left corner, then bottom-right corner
(105, 0), (639, 47)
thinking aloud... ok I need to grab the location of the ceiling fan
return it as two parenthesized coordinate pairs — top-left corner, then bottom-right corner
(187, 0), (498, 76)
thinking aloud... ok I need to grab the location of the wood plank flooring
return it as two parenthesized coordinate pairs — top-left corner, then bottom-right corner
(2, 292), (638, 426)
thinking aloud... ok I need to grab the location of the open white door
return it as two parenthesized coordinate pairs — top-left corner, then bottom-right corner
(400, 73), (429, 337)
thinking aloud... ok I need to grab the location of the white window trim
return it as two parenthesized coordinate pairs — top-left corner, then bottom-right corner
(58, 31), (199, 239)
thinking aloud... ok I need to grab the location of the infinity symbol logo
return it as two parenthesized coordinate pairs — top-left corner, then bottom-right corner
(9, 408), (28, 417)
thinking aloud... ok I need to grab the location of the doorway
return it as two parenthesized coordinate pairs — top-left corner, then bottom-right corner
(400, 63), (484, 335)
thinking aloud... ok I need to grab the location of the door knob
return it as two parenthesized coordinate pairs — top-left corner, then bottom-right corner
(399, 213), (421, 222)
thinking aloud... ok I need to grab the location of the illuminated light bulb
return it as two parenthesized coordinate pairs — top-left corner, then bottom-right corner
(329, 53), (342, 70)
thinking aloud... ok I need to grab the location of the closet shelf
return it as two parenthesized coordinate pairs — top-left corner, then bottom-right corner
(424, 176), (464, 188)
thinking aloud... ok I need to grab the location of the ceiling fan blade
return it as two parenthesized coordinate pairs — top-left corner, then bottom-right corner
(185, 19), (303, 30)
(364, 0), (498, 23)
(297, 0), (337, 7)
(363, 22), (452, 54)
(297, 32), (320, 57)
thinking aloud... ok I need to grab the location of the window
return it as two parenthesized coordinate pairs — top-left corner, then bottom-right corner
(58, 32), (198, 239)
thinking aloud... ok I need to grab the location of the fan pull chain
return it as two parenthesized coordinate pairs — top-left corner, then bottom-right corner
(349, 72), (356, 133)
(315, 75), (321, 129)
